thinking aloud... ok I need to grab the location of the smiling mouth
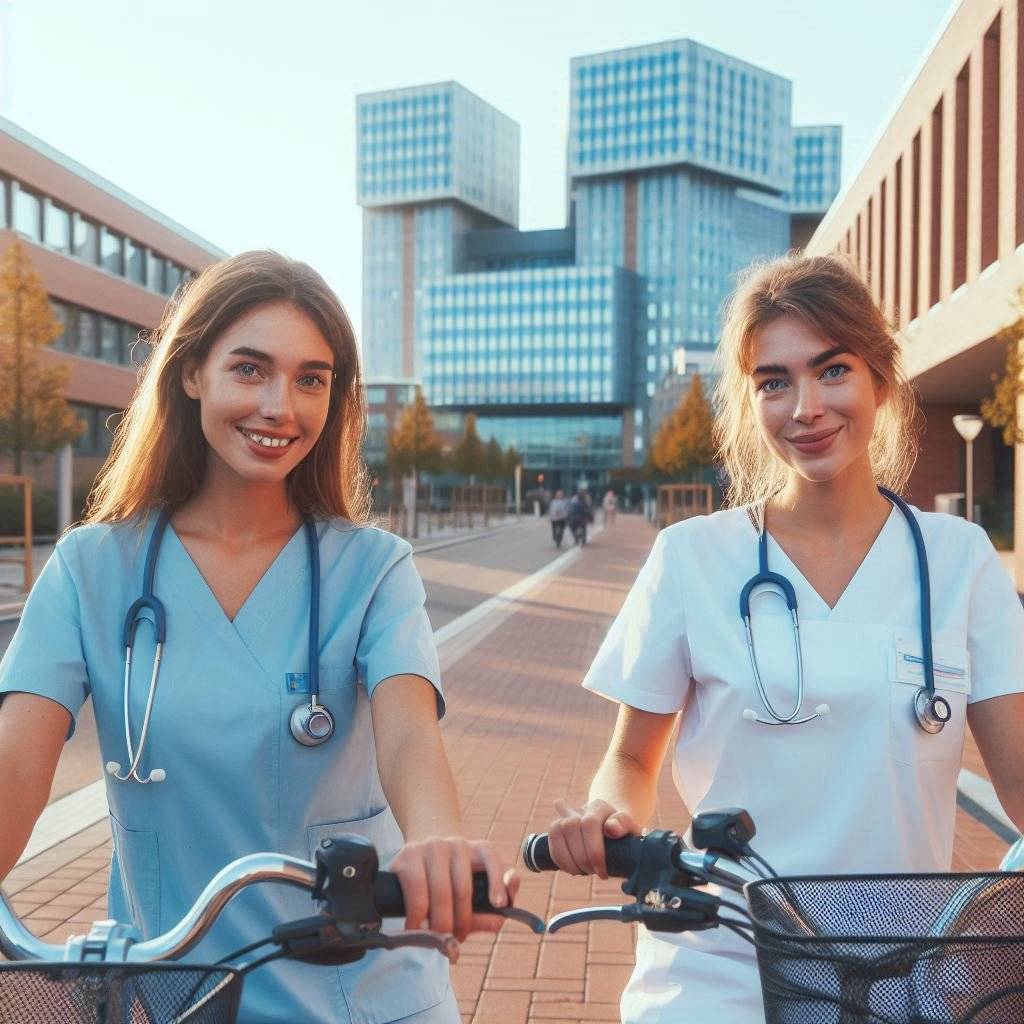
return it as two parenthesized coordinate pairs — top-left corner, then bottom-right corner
(237, 427), (298, 449)
(788, 427), (842, 444)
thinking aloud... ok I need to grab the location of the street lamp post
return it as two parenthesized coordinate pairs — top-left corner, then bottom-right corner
(952, 414), (984, 523)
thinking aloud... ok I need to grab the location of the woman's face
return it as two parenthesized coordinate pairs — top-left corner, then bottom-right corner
(182, 301), (335, 488)
(748, 315), (886, 486)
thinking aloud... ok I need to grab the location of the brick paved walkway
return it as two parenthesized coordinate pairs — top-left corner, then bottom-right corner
(1, 515), (1013, 1023)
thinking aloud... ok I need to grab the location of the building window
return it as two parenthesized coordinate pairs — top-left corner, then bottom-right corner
(73, 215), (100, 264)
(147, 251), (166, 292)
(51, 301), (71, 352)
(366, 386), (387, 403)
(165, 261), (183, 295)
(77, 310), (99, 358)
(0, 177), (7, 227)
(13, 187), (41, 240)
(45, 203), (71, 253)
(101, 228), (124, 275)
(124, 238), (145, 284)
(100, 317), (122, 364)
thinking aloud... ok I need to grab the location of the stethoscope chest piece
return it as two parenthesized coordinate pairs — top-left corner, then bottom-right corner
(913, 687), (951, 734)
(290, 702), (336, 746)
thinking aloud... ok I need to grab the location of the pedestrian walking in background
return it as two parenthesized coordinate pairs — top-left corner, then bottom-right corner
(568, 489), (592, 546)
(602, 489), (618, 527)
(548, 489), (569, 548)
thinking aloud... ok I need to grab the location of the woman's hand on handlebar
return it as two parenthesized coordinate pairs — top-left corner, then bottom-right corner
(548, 799), (639, 879)
(390, 838), (520, 945)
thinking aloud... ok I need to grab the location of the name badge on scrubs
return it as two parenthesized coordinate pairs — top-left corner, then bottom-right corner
(285, 672), (311, 694)
(890, 631), (970, 694)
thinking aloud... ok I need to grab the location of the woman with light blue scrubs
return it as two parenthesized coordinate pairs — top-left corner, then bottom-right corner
(0, 251), (517, 1023)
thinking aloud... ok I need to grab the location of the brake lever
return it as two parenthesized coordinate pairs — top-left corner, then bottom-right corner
(495, 905), (546, 933)
(359, 928), (461, 961)
(547, 904), (642, 933)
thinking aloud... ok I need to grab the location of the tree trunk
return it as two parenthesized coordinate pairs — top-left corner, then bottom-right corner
(13, 277), (24, 475)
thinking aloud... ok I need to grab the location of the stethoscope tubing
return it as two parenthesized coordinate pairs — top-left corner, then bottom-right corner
(741, 486), (937, 727)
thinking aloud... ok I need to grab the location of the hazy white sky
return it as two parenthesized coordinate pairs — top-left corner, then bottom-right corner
(9, 0), (954, 334)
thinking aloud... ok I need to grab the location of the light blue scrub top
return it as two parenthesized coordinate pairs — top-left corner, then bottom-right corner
(0, 515), (452, 1024)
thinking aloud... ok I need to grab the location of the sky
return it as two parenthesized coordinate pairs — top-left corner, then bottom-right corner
(7, 0), (956, 334)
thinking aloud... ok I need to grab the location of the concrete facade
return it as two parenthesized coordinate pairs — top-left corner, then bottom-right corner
(805, 0), (1024, 578)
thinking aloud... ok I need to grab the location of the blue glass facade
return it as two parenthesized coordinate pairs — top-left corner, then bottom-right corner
(357, 82), (519, 226)
(420, 266), (634, 406)
(476, 415), (623, 471)
(569, 39), (792, 195)
(788, 125), (842, 213)
(358, 38), (840, 476)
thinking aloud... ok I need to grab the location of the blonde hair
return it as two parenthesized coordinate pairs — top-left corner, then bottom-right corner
(714, 252), (921, 509)
(84, 250), (370, 525)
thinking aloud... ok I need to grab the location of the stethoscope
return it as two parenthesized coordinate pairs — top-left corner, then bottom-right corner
(739, 486), (952, 733)
(105, 509), (335, 785)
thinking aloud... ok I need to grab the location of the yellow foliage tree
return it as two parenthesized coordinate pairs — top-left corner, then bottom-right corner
(387, 391), (443, 479)
(980, 290), (1024, 445)
(0, 240), (84, 472)
(650, 373), (716, 478)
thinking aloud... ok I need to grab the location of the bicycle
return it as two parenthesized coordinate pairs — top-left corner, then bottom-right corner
(522, 809), (1024, 1024)
(0, 834), (545, 1023)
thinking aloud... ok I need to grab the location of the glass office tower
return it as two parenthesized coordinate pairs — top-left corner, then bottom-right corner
(358, 40), (841, 487)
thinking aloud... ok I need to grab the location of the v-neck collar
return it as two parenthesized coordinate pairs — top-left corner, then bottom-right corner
(164, 521), (307, 628)
(749, 504), (899, 619)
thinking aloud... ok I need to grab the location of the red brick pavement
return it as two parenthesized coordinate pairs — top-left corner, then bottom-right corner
(1, 515), (1013, 1023)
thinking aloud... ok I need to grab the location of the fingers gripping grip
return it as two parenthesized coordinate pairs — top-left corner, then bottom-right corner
(373, 871), (498, 918)
(521, 832), (644, 877)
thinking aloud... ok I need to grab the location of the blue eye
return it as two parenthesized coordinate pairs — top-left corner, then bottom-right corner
(821, 363), (850, 381)
(757, 378), (787, 394)
(235, 362), (260, 379)
(298, 374), (328, 389)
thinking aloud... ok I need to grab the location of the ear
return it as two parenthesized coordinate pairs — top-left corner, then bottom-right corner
(181, 359), (201, 400)
(873, 374), (889, 408)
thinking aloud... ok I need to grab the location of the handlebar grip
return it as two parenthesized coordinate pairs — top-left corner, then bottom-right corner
(521, 832), (643, 878)
(372, 871), (498, 918)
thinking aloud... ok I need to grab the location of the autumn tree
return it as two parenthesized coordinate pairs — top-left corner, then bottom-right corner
(0, 241), (83, 472)
(981, 292), (1024, 445)
(387, 392), (442, 538)
(503, 445), (521, 479)
(650, 372), (716, 478)
(452, 412), (485, 480)
(483, 437), (505, 481)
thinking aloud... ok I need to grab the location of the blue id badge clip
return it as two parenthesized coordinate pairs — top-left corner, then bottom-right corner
(286, 673), (311, 695)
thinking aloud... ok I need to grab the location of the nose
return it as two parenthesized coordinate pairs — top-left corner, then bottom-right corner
(259, 374), (295, 423)
(791, 377), (825, 424)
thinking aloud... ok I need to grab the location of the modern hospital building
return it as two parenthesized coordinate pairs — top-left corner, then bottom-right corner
(357, 38), (842, 490)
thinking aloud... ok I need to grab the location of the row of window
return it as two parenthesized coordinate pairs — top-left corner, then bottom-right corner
(70, 403), (123, 457)
(0, 176), (190, 296)
(52, 301), (149, 367)
(423, 307), (617, 328)
(430, 379), (617, 404)
(361, 95), (452, 120)
(427, 354), (615, 374)
(361, 174), (453, 196)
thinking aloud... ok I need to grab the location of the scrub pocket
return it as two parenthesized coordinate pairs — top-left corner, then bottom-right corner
(109, 813), (161, 936)
(888, 631), (970, 766)
(306, 807), (449, 1024)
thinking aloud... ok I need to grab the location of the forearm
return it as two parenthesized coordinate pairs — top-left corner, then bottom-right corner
(371, 674), (464, 839)
(588, 748), (661, 828)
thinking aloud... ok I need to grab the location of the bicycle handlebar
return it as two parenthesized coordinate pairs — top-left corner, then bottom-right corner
(521, 831), (748, 892)
(0, 847), (524, 964)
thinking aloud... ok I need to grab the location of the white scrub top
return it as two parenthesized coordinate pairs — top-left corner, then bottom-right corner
(0, 515), (455, 1024)
(582, 505), (1024, 1024)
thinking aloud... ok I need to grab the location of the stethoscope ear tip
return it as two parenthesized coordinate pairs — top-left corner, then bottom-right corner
(105, 761), (121, 777)
(814, 704), (831, 716)
(741, 708), (758, 721)
(149, 768), (167, 783)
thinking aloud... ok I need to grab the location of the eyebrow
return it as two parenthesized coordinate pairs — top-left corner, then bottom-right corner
(228, 345), (334, 372)
(752, 345), (851, 376)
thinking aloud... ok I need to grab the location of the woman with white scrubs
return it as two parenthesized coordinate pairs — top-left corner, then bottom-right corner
(0, 251), (517, 1023)
(546, 254), (1024, 1023)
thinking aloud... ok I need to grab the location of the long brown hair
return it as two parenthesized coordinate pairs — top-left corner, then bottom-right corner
(84, 250), (370, 525)
(714, 252), (921, 509)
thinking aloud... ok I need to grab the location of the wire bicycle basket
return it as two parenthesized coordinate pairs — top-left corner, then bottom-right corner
(745, 872), (1024, 1024)
(0, 963), (242, 1024)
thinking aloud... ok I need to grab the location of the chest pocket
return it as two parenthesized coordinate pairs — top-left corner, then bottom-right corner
(888, 630), (970, 766)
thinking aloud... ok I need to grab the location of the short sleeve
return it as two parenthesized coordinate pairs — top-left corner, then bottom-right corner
(966, 528), (1024, 704)
(582, 529), (693, 713)
(356, 545), (444, 717)
(0, 543), (90, 736)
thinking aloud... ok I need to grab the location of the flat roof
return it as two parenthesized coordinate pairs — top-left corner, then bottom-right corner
(0, 114), (228, 259)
